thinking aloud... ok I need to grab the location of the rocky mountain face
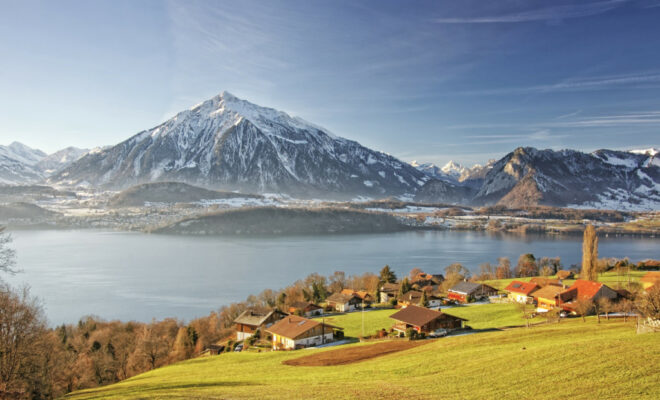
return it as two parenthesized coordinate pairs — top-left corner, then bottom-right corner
(50, 92), (429, 199)
(0, 142), (87, 184)
(470, 147), (659, 210)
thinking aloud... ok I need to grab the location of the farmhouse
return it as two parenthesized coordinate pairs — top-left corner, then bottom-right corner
(556, 270), (575, 280)
(379, 282), (400, 303)
(399, 290), (443, 308)
(558, 280), (618, 313)
(266, 315), (342, 350)
(326, 292), (363, 312)
(640, 271), (660, 289)
(411, 272), (443, 287)
(533, 285), (564, 311)
(389, 304), (466, 335)
(288, 301), (324, 317)
(504, 281), (540, 303)
(233, 309), (288, 341)
(341, 289), (374, 305)
(448, 282), (498, 303)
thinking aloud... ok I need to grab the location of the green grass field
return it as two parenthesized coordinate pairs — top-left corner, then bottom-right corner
(64, 319), (660, 400)
(483, 270), (646, 290)
(317, 303), (527, 338)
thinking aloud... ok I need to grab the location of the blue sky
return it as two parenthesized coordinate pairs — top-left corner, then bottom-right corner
(1, 0), (659, 166)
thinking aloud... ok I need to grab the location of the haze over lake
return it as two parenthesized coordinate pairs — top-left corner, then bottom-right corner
(6, 229), (658, 324)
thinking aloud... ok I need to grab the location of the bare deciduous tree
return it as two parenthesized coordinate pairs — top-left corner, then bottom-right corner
(574, 298), (594, 322)
(581, 225), (598, 281)
(0, 227), (17, 275)
(0, 284), (47, 394)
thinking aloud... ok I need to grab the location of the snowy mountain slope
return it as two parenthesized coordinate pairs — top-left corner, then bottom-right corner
(0, 142), (90, 184)
(36, 146), (88, 174)
(50, 92), (429, 198)
(472, 147), (659, 210)
(441, 161), (467, 180)
(0, 142), (47, 184)
(410, 161), (456, 183)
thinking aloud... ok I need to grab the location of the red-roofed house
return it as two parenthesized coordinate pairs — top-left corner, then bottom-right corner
(559, 280), (618, 313)
(504, 281), (540, 303)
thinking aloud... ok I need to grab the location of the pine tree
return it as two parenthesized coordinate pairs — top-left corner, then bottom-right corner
(398, 277), (411, 298)
(581, 225), (598, 281)
(419, 290), (429, 308)
(379, 265), (397, 284)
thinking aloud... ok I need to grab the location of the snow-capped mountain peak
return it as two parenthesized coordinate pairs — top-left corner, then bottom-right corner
(50, 92), (427, 198)
(441, 160), (467, 178)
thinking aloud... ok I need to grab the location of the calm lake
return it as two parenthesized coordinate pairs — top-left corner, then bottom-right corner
(5, 229), (658, 325)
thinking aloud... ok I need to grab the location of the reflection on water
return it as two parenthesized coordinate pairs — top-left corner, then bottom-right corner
(5, 229), (658, 324)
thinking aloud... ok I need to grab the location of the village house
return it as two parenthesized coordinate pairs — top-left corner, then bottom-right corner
(411, 272), (444, 287)
(504, 281), (540, 303)
(288, 301), (324, 317)
(533, 285), (564, 312)
(389, 304), (466, 335)
(447, 282), (498, 303)
(640, 271), (660, 290)
(233, 309), (288, 341)
(379, 282), (400, 303)
(326, 292), (363, 312)
(341, 289), (374, 306)
(556, 270), (575, 280)
(199, 344), (225, 356)
(558, 280), (618, 313)
(266, 315), (343, 350)
(399, 290), (443, 308)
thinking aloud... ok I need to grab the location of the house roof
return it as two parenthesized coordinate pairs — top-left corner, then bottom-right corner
(265, 315), (341, 340)
(389, 304), (466, 327)
(401, 290), (440, 303)
(529, 277), (560, 287)
(504, 281), (539, 296)
(532, 285), (563, 300)
(341, 289), (372, 301)
(640, 271), (660, 284)
(380, 282), (400, 292)
(326, 292), (358, 304)
(289, 301), (322, 311)
(556, 270), (574, 279)
(560, 280), (611, 302)
(233, 309), (286, 327)
(449, 281), (496, 295)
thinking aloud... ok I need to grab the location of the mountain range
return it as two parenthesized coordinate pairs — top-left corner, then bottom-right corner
(0, 142), (87, 185)
(1, 92), (658, 210)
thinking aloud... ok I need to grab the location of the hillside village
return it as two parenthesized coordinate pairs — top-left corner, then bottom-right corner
(204, 255), (660, 354)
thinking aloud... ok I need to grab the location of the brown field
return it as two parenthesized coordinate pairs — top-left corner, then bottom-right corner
(282, 339), (429, 366)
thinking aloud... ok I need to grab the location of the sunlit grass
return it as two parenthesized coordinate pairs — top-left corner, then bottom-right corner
(64, 319), (660, 400)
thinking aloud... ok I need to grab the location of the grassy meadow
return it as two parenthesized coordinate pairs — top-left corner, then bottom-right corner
(483, 270), (647, 290)
(317, 302), (527, 338)
(64, 319), (659, 400)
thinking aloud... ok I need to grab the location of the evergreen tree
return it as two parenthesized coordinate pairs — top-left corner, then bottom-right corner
(379, 265), (397, 284)
(419, 290), (429, 307)
(398, 277), (411, 298)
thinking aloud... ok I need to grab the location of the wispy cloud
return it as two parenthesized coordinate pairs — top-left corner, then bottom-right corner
(552, 111), (660, 127)
(458, 71), (660, 96)
(555, 110), (582, 119)
(433, 0), (628, 24)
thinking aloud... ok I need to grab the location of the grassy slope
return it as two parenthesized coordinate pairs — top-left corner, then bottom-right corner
(483, 270), (647, 290)
(318, 303), (526, 338)
(64, 320), (659, 400)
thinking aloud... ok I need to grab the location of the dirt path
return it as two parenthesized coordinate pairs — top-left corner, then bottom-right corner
(283, 340), (430, 367)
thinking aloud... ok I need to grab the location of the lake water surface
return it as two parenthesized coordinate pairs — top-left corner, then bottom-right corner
(5, 229), (658, 324)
